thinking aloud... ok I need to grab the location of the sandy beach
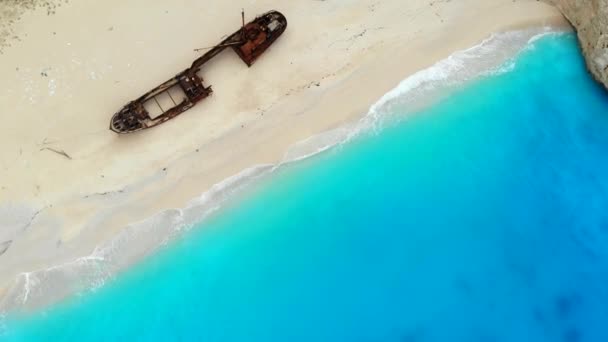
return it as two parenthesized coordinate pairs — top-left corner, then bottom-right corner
(0, 0), (566, 307)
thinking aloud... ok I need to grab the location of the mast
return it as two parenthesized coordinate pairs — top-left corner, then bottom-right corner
(241, 9), (245, 41)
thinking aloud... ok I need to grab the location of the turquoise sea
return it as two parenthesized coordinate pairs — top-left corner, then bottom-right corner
(3, 32), (608, 341)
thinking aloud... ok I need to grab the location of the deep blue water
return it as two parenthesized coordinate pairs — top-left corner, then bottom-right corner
(4, 33), (608, 341)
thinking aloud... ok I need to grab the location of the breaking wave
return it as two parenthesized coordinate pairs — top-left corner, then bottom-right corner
(0, 26), (569, 316)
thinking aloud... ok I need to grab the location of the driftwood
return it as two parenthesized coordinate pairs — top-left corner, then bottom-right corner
(40, 147), (72, 160)
(0, 240), (12, 256)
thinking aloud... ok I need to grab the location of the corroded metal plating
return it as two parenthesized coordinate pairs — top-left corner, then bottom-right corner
(110, 10), (287, 134)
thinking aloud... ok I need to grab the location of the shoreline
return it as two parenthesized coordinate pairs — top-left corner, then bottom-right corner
(0, 0), (567, 311)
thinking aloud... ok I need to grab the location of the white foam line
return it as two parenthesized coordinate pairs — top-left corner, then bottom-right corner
(370, 34), (497, 116)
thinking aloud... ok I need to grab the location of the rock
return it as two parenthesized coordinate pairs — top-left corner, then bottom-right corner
(546, 0), (608, 90)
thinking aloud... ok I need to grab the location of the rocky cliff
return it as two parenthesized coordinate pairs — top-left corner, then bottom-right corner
(548, 0), (608, 90)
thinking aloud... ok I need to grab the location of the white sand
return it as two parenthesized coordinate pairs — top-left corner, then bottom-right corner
(0, 0), (566, 303)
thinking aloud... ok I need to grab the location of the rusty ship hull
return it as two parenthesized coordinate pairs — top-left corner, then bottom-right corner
(110, 10), (287, 134)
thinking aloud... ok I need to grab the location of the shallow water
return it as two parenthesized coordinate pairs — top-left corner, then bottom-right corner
(3, 32), (608, 341)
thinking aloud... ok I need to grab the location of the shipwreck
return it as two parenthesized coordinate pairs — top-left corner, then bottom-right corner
(110, 10), (287, 134)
